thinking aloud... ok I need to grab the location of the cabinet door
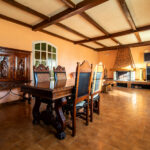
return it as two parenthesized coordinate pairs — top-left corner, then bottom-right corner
(0, 54), (14, 81)
(15, 54), (30, 81)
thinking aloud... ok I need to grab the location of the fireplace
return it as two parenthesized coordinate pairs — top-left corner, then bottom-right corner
(114, 71), (135, 81)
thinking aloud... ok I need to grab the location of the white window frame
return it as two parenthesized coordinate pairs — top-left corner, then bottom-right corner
(32, 41), (58, 78)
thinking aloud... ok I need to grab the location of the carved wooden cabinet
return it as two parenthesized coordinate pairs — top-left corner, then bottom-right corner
(0, 47), (31, 88)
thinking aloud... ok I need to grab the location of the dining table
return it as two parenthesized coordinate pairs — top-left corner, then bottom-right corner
(21, 79), (75, 139)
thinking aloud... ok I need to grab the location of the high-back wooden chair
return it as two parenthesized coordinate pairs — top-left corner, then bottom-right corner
(90, 63), (103, 122)
(53, 65), (66, 81)
(33, 64), (50, 85)
(72, 60), (93, 136)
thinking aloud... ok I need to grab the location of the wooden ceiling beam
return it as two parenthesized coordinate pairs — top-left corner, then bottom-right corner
(118, 0), (141, 42)
(58, 1), (108, 47)
(96, 41), (150, 51)
(60, 0), (120, 46)
(55, 23), (107, 47)
(55, 23), (89, 39)
(0, 14), (95, 51)
(0, 14), (32, 28)
(0, 14), (72, 43)
(2, 0), (49, 20)
(32, 0), (108, 31)
(40, 30), (74, 43)
(79, 44), (96, 51)
(74, 24), (150, 44)
(80, 12), (121, 45)
(60, 0), (76, 8)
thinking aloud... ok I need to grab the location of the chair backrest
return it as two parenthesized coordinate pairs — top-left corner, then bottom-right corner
(53, 65), (66, 81)
(75, 60), (93, 103)
(91, 64), (103, 95)
(33, 64), (50, 84)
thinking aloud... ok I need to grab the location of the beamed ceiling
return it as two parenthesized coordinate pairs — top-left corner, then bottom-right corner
(0, 0), (150, 51)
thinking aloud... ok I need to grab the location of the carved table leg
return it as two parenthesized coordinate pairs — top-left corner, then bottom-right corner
(28, 94), (31, 104)
(32, 97), (41, 124)
(55, 97), (67, 140)
(22, 92), (26, 101)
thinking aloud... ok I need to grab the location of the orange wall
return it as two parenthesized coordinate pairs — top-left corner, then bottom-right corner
(0, 19), (99, 104)
(99, 46), (150, 79)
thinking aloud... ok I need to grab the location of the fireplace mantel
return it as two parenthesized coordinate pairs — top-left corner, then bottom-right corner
(111, 68), (136, 72)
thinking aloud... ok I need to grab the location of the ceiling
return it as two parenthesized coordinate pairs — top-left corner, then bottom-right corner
(0, 0), (150, 51)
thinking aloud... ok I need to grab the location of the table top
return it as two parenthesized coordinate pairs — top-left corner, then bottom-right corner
(21, 79), (75, 100)
(22, 79), (75, 91)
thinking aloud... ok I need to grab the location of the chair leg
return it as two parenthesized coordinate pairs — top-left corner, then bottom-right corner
(97, 97), (100, 115)
(86, 99), (89, 126)
(28, 94), (31, 104)
(72, 105), (76, 137)
(90, 96), (93, 122)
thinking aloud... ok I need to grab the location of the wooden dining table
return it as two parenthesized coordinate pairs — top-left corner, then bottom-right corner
(21, 79), (75, 139)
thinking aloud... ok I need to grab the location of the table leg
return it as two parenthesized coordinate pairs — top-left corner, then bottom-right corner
(55, 97), (67, 140)
(28, 94), (31, 104)
(22, 92), (26, 101)
(32, 97), (41, 124)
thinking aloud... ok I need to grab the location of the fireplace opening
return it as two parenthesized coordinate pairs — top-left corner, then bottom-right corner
(117, 71), (130, 81)
(114, 71), (135, 81)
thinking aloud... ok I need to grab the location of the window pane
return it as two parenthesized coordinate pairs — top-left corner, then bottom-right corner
(41, 52), (46, 60)
(47, 59), (52, 69)
(50, 71), (54, 78)
(35, 60), (40, 67)
(52, 61), (56, 68)
(35, 43), (40, 50)
(52, 47), (56, 53)
(35, 51), (40, 59)
(52, 54), (56, 60)
(48, 45), (51, 52)
(41, 43), (46, 51)
(48, 53), (52, 59)
(41, 61), (46, 66)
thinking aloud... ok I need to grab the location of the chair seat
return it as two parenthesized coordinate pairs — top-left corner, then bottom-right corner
(90, 94), (100, 101)
(76, 101), (86, 109)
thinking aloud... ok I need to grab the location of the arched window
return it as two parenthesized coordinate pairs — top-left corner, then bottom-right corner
(33, 41), (57, 71)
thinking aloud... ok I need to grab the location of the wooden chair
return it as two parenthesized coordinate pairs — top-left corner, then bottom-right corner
(90, 63), (103, 122)
(33, 64), (50, 85)
(70, 60), (93, 136)
(23, 64), (49, 104)
(53, 65), (66, 81)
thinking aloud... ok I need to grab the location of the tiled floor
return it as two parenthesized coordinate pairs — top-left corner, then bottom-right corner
(1, 87), (150, 150)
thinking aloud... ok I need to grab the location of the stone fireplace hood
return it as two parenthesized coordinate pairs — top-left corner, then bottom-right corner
(111, 48), (136, 71)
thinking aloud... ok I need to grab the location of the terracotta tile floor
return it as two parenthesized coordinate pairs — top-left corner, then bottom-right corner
(1, 87), (150, 150)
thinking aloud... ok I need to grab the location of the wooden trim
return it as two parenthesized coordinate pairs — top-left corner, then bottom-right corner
(0, 46), (31, 54)
(118, 0), (141, 42)
(74, 24), (150, 44)
(32, 0), (108, 31)
(2, 0), (49, 20)
(60, 0), (76, 8)
(80, 12), (121, 45)
(96, 41), (150, 51)
(0, 14), (32, 28)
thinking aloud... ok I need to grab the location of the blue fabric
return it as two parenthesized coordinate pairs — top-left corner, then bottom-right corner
(76, 101), (86, 107)
(78, 73), (90, 97)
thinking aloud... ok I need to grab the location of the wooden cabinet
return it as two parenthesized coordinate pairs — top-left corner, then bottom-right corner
(0, 47), (31, 89)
